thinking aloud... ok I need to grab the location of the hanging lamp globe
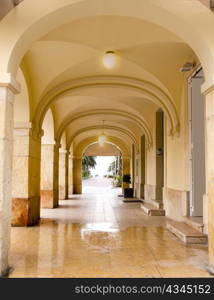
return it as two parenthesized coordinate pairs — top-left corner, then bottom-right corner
(103, 51), (117, 69)
(98, 134), (106, 146)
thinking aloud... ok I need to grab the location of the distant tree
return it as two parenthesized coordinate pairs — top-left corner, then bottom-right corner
(82, 156), (97, 178)
(108, 160), (116, 174)
(108, 156), (122, 176)
(82, 156), (97, 170)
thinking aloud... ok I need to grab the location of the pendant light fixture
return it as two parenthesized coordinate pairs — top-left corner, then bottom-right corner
(98, 120), (107, 146)
(103, 51), (117, 69)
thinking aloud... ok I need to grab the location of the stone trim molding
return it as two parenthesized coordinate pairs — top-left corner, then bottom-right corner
(0, 73), (21, 94)
(163, 187), (189, 221)
(14, 122), (32, 136)
(59, 149), (68, 154)
(14, 122), (32, 129)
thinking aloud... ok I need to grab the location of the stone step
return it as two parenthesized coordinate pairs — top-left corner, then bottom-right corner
(141, 198), (164, 209)
(184, 217), (204, 234)
(123, 197), (141, 203)
(149, 199), (163, 209)
(166, 220), (208, 244)
(141, 202), (165, 216)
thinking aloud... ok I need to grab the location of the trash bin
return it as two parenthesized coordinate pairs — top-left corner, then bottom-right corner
(124, 188), (134, 198)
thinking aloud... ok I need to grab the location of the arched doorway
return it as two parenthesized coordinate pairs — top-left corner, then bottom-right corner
(82, 142), (122, 195)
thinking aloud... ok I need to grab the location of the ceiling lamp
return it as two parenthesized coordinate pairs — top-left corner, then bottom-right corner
(103, 51), (117, 69)
(98, 134), (107, 146)
(98, 120), (107, 146)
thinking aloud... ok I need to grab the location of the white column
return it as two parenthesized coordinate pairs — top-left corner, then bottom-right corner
(40, 143), (55, 208)
(68, 154), (73, 196)
(64, 150), (69, 199)
(0, 78), (20, 276)
(12, 124), (41, 225)
(40, 141), (59, 208)
(73, 156), (82, 194)
(131, 144), (135, 189)
(59, 149), (67, 200)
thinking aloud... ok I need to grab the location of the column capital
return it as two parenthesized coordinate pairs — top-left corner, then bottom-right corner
(167, 123), (180, 139)
(146, 141), (153, 151)
(54, 140), (61, 149)
(66, 149), (71, 156)
(31, 127), (44, 140)
(14, 122), (32, 129)
(0, 73), (21, 94)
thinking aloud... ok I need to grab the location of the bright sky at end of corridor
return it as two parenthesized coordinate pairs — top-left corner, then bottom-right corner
(91, 156), (115, 176)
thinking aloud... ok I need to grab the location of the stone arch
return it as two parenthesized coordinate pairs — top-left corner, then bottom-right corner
(57, 108), (152, 148)
(83, 141), (122, 157)
(41, 108), (55, 144)
(34, 76), (179, 139)
(74, 135), (130, 157)
(59, 132), (67, 200)
(1, 0), (214, 87)
(40, 108), (57, 208)
(60, 132), (67, 150)
(66, 125), (138, 152)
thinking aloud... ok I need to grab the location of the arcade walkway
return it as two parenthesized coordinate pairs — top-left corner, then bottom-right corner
(9, 179), (212, 278)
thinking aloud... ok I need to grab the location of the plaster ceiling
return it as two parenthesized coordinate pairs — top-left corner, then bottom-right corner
(20, 13), (197, 150)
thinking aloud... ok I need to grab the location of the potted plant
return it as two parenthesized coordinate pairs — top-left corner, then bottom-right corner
(111, 175), (122, 188)
(122, 174), (134, 198)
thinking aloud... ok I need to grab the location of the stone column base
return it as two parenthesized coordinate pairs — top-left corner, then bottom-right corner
(144, 184), (156, 202)
(163, 187), (188, 221)
(12, 197), (40, 226)
(41, 190), (58, 208)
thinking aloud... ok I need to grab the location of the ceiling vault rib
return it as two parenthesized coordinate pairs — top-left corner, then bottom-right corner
(34, 76), (179, 141)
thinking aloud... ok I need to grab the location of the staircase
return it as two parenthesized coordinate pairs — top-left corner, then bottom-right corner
(141, 199), (165, 216)
(166, 217), (207, 244)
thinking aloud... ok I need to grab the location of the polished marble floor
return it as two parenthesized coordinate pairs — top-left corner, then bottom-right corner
(9, 179), (212, 278)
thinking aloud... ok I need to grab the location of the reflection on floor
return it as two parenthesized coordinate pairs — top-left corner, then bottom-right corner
(9, 180), (212, 278)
